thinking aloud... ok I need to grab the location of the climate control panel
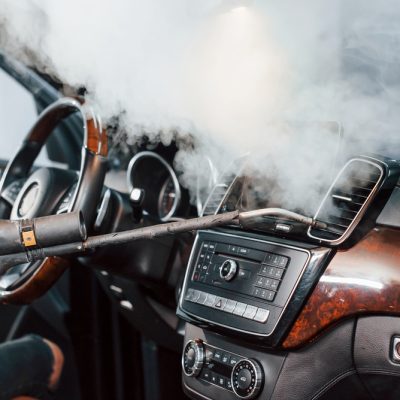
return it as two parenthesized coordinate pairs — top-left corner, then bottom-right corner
(182, 339), (264, 399)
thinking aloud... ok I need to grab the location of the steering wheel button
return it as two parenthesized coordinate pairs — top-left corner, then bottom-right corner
(253, 308), (270, 323)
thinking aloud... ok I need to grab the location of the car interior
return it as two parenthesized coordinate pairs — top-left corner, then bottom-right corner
(1, 34), (400, 400)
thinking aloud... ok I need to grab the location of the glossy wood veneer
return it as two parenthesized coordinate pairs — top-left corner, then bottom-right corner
(283, 227), (400, 349)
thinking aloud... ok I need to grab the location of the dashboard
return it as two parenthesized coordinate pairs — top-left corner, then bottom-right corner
(90, 138), (400, 400)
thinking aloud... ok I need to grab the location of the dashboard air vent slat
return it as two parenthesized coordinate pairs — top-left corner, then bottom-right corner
(308, 158), (384, 244)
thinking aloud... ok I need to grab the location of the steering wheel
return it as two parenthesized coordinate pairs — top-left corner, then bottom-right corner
(0, 97), (108, 304)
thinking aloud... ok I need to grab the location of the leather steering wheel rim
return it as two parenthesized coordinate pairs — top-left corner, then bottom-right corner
(0, 97), (108, 304)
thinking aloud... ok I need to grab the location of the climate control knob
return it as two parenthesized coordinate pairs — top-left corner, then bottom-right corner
(219, 259), (238, 281)
(231, 359), (263, 399)
(182, 339), (205, 377)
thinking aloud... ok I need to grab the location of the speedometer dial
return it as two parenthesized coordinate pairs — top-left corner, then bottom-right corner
(127, 151), (181, 221)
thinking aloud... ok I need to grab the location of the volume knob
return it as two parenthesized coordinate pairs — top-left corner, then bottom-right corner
(231, 358), (263, 399)
(219, 259), (238, 281)
(182, 340), (204, 377)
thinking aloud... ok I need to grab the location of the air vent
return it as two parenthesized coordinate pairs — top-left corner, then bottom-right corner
(308, 158), (384, 244)
(201, 172), (236, 216)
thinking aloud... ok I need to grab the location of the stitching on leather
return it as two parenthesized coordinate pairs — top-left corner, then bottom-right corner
(311, 369), (356, 400)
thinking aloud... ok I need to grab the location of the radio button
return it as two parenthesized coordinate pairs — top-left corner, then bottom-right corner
(266, 290), (276, 301)
(204, 294), (216, 307)
(270, 279), (280, 291)
(197, 291), (208, 304)
(278, 256), (288, 268)
(192, 272), (200, 282)
(274, 268), (284, 279)
(185, 288), (194, 301)
(255, 276), (265, 286)
(223, 299), (237, 313)
(238, 269), (251, 279)
(192, 290), (201, 302)
(243, 305), (257, 320)
(233, 302), (247, 316)
(229, 245), (239, 253)
(226, 379), (233, 390)
(238, 247), (249, 255)
(254, 308), (270, 323)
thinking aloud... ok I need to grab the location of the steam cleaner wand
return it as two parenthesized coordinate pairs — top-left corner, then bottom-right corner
(0, 208), (327, 273)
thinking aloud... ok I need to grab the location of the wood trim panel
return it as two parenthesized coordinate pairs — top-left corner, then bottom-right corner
(283, 227), (400, 349)
(0, 257), (70, 305)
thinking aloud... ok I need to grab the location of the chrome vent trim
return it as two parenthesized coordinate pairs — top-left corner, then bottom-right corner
(201, 173), (236, 216)
(308, 157), (384, 244)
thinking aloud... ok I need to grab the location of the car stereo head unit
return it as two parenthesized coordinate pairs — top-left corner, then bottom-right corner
(177, 229), (330, 340)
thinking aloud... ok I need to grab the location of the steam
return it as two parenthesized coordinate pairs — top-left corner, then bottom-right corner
(1, 0), (400, 214)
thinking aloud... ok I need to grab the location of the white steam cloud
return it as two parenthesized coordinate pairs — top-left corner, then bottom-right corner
(1, 0), (400, 214)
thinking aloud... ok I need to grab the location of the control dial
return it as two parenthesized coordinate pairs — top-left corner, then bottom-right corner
(231, 359), (263, 399)
(182, 340), (204, 377)
(219, 259), (238, 281)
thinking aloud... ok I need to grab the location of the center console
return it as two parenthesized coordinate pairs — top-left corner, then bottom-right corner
(177, 229), (332, 399)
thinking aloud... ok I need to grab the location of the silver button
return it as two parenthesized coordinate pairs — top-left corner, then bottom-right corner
(253, 308), (270, 323)
(204, 294), (216, 307)
(223, 299), (237, 313)
(214, 297), (227, 309)
(185, 288), (194, 301)
(197, 291), (208, 304)
(232, 302), (247, 316)
(191, 290), (201, 302)
(243, 305), (257, 320)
